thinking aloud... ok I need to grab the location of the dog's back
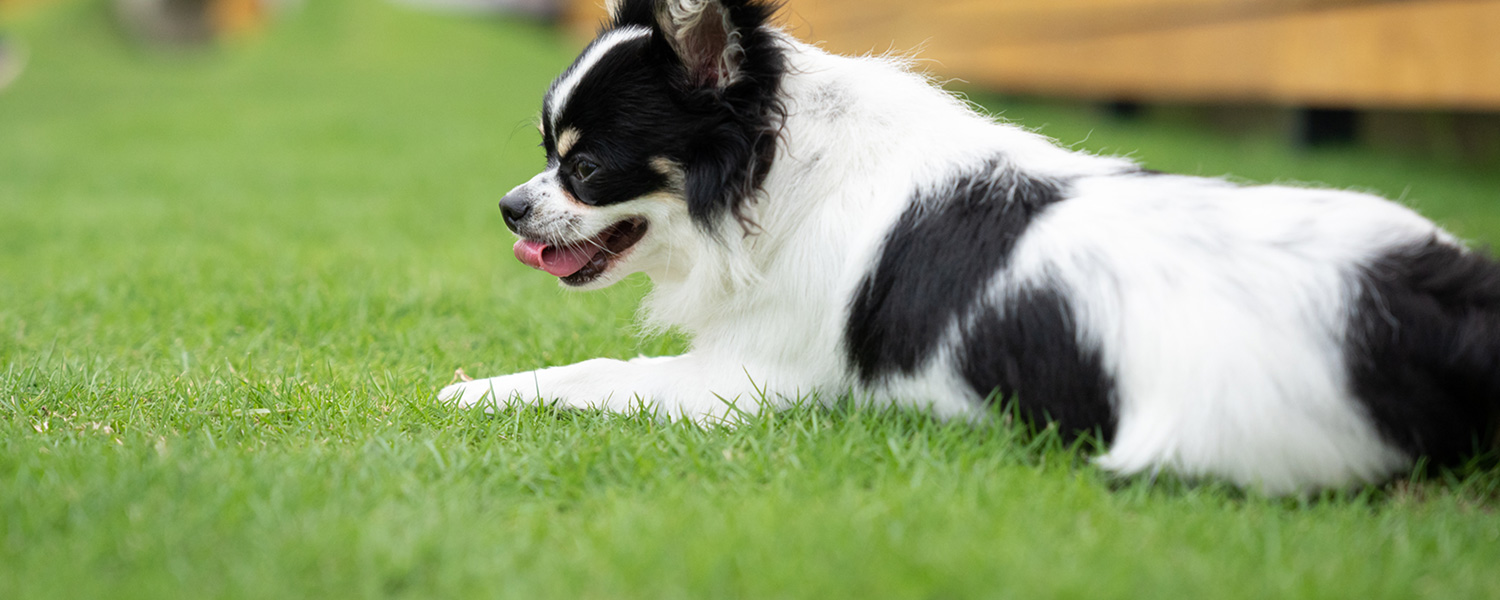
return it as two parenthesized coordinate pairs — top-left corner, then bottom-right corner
(837, 146), (1500, 492)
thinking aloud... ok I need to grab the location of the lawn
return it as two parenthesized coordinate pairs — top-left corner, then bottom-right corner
(2, 2), (1499, 598)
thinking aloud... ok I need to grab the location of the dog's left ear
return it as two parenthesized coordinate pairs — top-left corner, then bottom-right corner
(654, 0), (760, 89)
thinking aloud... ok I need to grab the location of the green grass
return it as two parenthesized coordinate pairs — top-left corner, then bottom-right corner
(3, 2), (1500, 598)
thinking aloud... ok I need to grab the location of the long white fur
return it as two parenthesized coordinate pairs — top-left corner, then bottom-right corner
(440, 14), (1451, 494)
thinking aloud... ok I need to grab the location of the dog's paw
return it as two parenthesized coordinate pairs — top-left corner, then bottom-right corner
(437, 380), (482, 408)
(437, 379), (509, 409)
(437, 372), (547, 410)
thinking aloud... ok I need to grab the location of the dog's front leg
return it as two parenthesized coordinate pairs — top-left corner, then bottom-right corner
(436, 354), (775, 423)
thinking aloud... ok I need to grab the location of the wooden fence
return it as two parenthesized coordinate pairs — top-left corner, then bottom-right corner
(566, 0), (1500, 110)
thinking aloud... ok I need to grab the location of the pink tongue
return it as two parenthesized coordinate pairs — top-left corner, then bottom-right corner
(513, 239), (603, 277)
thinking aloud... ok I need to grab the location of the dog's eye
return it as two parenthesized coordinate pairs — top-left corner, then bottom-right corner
(573, 160), (599, 182)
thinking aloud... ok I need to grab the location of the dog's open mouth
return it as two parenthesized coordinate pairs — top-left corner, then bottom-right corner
(512, 218), (649, 285)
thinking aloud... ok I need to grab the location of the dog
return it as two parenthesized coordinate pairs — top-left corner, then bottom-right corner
(439, 0), (1500, 494)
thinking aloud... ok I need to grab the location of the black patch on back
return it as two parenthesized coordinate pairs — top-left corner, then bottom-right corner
(541, 0), (787, 231)
(961, 286), (1117, 441)
(846, 158), (1066, 380)
(844, 160), (1117, 440)
(1347, 239), (1500, 463)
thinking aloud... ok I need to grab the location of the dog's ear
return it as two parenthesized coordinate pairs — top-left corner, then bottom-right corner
(640, 0), (783, 233)
(654, 0), (759, 89)
(606, 0), (656, 28)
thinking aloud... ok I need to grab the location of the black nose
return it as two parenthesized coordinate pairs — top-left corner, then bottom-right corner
(499, 193), (532, 232)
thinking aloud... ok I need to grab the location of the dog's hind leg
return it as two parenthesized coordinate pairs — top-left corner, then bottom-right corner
(1345, 239), (1500, 465)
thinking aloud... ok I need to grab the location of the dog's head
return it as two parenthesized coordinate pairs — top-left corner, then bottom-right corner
(500, 0), (786, 289)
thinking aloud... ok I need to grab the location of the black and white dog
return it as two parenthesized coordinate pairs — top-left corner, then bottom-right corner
(440, 0), (1500, 493)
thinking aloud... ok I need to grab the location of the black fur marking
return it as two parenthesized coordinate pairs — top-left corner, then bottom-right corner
(845, 160), (1117, 439)
(1347, 239), (1500, 463)
(608, 0), (656, 28)
(545, 33), (673, 207)
(960, 285), (1117, 441)
(846, 158), (1066, 379)
(541, 0), (786, 231)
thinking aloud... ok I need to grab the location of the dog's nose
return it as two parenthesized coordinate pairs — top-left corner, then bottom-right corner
(499, 193), (532, 233)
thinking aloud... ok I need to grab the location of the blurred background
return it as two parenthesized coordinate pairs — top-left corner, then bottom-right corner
(573, 0), (1500, 162)
(2, 0), (1497, 163)
(797, 0), (1500, 160)
(2, 0), (1499, 342)
(4, 0), (1499, 340)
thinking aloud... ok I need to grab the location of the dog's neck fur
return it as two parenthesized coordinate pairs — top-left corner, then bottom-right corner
(640, 32), (1132, 376)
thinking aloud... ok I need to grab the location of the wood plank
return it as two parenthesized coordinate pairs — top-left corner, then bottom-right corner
(565, 0), (1500, 109)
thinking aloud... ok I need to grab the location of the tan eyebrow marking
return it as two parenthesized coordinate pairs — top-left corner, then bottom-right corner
(557, 127), (582, 157)
(651, 156), (685, 191)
